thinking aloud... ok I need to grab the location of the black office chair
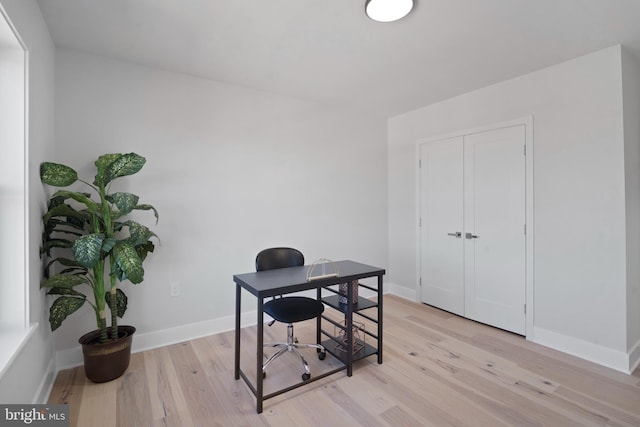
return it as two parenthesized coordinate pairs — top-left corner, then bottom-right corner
(257, 247), (326, 381)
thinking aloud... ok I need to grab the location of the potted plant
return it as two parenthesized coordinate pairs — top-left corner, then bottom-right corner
(39, 152), (158, 382)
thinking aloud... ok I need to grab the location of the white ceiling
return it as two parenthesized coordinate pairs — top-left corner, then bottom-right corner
(36, 0), (640, 117)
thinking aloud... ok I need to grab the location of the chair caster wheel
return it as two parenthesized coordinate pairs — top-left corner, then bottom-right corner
(318, 351), (326, 360)
(302, 373), (311, 381)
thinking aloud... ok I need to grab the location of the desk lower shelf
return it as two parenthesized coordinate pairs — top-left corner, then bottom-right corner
(321, 294), (377, 313)
(321, 339), (378, 364)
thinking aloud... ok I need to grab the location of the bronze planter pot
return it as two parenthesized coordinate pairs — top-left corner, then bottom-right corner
(78, 325), (136, 383)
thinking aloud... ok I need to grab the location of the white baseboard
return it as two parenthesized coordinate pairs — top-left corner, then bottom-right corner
(55, 310), (257, 371)
(386, 282), (417, 301)
(34, 359), (56, 404)
(531, 326), (632, 374)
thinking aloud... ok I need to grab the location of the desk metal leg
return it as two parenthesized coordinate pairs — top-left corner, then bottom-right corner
(378, 274), (383, 364)
(256, 297), (264, 413)
(234, 284), (241, 380)
(346, 283), (354, 377)
(316, 287), (322, 345)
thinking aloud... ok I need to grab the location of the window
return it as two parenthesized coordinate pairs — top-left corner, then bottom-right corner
(0, 6), (27, 374)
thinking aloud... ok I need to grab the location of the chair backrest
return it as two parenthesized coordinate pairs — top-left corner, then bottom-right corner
(256, 247), (304, 272)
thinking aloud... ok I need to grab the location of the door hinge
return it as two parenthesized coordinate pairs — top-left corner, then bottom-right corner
(524, 224), (526, 235)
(524, 304), (526, 314)
(524, 145), (526, 155)
(419, 159), (422, 168)
(419, 277), (422, 287)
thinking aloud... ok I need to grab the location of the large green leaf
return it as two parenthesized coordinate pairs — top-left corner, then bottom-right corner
(49, 191), (90, 207)
(102, 237), (117, 253)
(47, 287), (87, 298)
(43, 258), (87, 279)
(105, 288), (128, 318)
(107, 192), (139, 216)
(94, 153), (122, 187)
(42, 205), (85, 247)
(40, 274), (88, 289)
(43, 204), (86, 227)
(58, 267), (87, 276)
(43, 222), (84, 237)
(56, 213), (87, 230)
(42, 219), (86, 253)
(123, 221), (157, 246)
(46, 195), (94, 230)
(40, 238), (73, 255)
(51, 258), (83, 267)
(72, 233), (104, 268)
(104, 153), (146, 185)
(112, 241), (144, 284)
(51, 190), (99, 213)
(136, 241), (155, 262)
(40, 162), (78, 187)
(133, 204), (159, 224)
(49, 296), (85, 331)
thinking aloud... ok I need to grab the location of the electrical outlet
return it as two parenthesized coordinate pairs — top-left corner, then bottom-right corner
(170, 282), (180, 297)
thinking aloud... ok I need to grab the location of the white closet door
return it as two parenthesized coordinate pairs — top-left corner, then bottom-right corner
(463, 125), (526, 334)
(420, 137), (464, 316)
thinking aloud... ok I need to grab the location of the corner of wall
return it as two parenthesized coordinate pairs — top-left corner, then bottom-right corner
(385, 282), (417, 302)
(622, 47), (640, 359)
(629, 338), (640, 374)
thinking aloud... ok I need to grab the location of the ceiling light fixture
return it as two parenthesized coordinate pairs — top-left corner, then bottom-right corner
(365, 0), (414, 23)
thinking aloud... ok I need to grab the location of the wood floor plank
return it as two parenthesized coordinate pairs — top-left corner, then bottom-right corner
(47, 295), (640, 426)
(327, 368), (396, 417)
(380, 404), (438, 427)
(47, 366), (84, 426)
(116, 352), (153, 426)
(143, 346), (195, 425)
(166, 342), (221, 422)
(76, 377), (117, 427)
(323, 381), (388, 427)
(288, 388), (365, 427)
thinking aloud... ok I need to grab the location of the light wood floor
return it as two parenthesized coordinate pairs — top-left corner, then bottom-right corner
(48, 295), (640, 426)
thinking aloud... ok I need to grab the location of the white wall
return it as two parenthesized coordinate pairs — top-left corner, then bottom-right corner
(0, 0), (56, 404)
(389, 46), (632, 372)
(622, 48), (640, 372)
(53, 49), (388, 366)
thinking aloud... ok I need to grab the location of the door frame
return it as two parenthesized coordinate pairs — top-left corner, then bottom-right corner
(415, 116), (534, 338)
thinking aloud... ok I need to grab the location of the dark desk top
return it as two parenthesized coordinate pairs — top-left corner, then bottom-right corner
(233, 260), (385, 298)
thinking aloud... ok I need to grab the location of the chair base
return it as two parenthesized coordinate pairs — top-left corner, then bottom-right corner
(263, 323), (326, 381)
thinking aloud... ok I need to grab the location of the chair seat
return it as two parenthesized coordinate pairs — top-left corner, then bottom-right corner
(264, 296), (324, 324)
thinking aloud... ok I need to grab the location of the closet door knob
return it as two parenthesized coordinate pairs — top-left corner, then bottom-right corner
(465, 233), (479, 239)
(447, 232), (462, 238)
